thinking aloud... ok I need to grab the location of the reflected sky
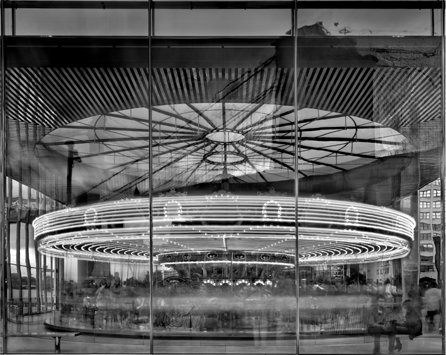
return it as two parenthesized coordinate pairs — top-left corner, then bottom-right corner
(299, 9), (439, 36)
(7, 7), (439, 37)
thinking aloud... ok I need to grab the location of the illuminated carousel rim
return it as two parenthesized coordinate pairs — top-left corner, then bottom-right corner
(157, 250), (296, 266)
(32, 195), (415, 265)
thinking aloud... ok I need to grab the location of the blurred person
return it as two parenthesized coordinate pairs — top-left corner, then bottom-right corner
(202, 297), (219, 332)
(384, 278), (397, 305)
(59, 292), (70, 324)
(153, 296), (169, 330)
(117, 285), (133, 329)
(312, 280), (325, 294)
(335, 280), (343, 294)
(370, 281), (379, 294)
(307, 280), (315, 295)
(66, 280), (75, 298)
(424, 282), (441, 329)
(95, 282), (107, 328)
(112, 272), (121, 288)
(277, 273), (294, 296)
(407, 283), (418, 299)
(83, 294), (97, 328)
(407, 283), (422, 313)
(134, 290), (147, 323)
(108, 284), (121, 328)
(367, 294), (398, 354)
(250, 296), (268, 346)
(232, 285), (246, 331)
(329, 282), (339, 294)
(391, 299), (423, 352)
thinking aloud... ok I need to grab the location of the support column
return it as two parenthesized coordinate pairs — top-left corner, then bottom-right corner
(398, 193), (420, 302)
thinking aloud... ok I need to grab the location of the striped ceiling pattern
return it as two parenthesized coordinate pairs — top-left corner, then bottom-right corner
(5, 66), (441, 130)
(3, 35), (443, 206)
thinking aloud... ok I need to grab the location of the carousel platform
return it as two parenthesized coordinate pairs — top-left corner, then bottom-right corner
(44, 317), (299, 340)
(43, 317), (368, 340)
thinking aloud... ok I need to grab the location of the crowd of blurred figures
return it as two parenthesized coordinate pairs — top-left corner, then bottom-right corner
(55, 273), (442, 341)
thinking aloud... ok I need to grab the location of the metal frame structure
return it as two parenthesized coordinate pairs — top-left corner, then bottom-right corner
(0, 1), (444, 354)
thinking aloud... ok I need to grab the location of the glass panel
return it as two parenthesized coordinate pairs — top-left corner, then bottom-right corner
(16, 9), (148, 36)
(7, 264), (19, 331)
(6, 4), (150, 353)
(298, 9), (434, 36)
(155, 9), (291, 36)
(297, 7), (443, 355)
(419, 181), (443, 336)
(2, 1), (445, 355)
(151, 6), (296, 353)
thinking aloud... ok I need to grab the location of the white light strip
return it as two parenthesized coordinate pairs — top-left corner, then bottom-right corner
(33, 196), (415, 265)
(161, 260), (293, 266)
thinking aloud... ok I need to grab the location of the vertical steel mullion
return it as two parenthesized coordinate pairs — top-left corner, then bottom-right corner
(293, 1), (299, 354)
(55, 202), (62, 313)
(151, 1), (155, 36)
(43, 255), (47, 311)
(60, 257), (64, 311)
(50, 257), (54, 313)
(17, 183), (23, 312)
(11, 5), (15, 36)
(55, 258), (59, 312)
(25, 186), (32, 314)
(1, 0), (6, 349)
(35, 192), (41, 316)
(441, 1), (445, 354)
(6, 178), (11, 309)
(148, 0), (154, 353)
(42, 195), (48, 311)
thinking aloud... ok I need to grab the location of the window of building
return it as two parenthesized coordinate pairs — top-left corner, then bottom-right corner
(432, 212), (441, 219)
(420, 190), (431, 198)
(420, 265), (435, 272)
(420, 222), (431, 230)
(433, 189), (441, 197)
(420, 243), (434, 252)
(376, 267), (390, 275)
(433, 201), (441, 208)
(433, 224), (442, 231)
(420, 233), (431, 240)
(420, 201), (431, 208)
(421, 255), (434, 262)
(420, 212), (430, 219)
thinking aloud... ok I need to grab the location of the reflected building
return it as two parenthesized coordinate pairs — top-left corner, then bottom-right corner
(419, 179), (442, 284)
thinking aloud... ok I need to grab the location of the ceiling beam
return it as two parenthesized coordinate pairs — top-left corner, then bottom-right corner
(4, 1), (440, 10)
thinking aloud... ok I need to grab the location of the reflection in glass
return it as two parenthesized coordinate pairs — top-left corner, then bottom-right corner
(16, 9), (148, 36)
(298, 9), (435, 36)
(297, 8), (443, 355)
(0, 1), (444, 354)
(154, 9), (291, 36)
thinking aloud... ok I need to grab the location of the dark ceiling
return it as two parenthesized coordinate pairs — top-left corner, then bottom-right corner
(4, 33), (443, 207)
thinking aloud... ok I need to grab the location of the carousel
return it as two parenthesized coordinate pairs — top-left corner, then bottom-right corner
(33, 189), (415, 336)
(16, 27), (439, 337)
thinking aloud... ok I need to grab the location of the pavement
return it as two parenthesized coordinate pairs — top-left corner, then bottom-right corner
(3, 319), (443, 354)
(3, 333), (443, 354)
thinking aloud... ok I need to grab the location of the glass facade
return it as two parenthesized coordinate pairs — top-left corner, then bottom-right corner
(0, 1), (444, 354)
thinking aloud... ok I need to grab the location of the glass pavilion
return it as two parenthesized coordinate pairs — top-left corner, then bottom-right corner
(0, 1), (444, 354)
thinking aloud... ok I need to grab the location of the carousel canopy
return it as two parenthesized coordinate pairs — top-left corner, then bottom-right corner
(6, 30), (442, 206)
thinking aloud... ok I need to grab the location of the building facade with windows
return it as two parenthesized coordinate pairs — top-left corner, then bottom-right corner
(0, 1), (444, 354)
(419, 180), (443, 284)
